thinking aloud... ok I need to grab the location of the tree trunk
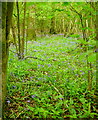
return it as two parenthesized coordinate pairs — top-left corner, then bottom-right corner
(21, 2), (26, 59)
(2, 2), (13, 117)
(0, 12), (1, 118)
(11, 20), (18, 54)
(50, 17), (56, 34)
(26, 12), (29, 55)
(95, 1), (98, 94)
(49, 3), (56, 34)
(16, 2), (21, 59)
(70, 5), (87, 41)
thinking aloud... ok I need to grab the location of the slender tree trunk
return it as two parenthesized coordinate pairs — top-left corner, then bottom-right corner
(95, 1), (98, 93)
(2, 2), (13, 117)
(50, 3), (56, 34)
(11, 20), (18, 54)
(40, 19), (44, 37)
(26, 12), (29, 55)
(50, 16), (56, 34)
(79, 15), (87, 41)
(16, 2), (21, 59)
(87, 61), (92, 91)
(21, 2), (26, 59)
(70, 5), (87, 41)
(0, 2), (2, 116)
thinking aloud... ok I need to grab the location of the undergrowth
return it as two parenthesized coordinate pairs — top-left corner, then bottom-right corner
(4, 35), (97, 119)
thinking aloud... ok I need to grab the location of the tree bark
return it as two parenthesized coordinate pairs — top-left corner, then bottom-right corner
(70, 5), (87, 41)
(26, 12), (29, 55)
(11, 20), (18, 54)
(49, 3), (56, 34)
(21, 2), (26, 59)
(2, 2), (14, 117)
(95, 1), (98, 94)
(16, 2), (21, 59)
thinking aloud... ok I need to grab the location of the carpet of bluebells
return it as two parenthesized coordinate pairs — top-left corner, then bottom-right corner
(4, 35), (97, 119)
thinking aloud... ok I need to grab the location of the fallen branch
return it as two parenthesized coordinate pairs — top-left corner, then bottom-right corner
(23, 56), (44, 61)
(9, 50), (44, 61)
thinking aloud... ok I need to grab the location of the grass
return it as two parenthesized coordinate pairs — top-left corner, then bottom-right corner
(4, 35), (97, 119)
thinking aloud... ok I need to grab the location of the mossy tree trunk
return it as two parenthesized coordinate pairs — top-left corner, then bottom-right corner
(2, 2), (14, 116)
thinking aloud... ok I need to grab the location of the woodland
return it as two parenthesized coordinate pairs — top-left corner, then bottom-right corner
(1, 1), (98, 119)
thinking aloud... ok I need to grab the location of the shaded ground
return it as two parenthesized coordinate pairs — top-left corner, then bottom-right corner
(4, 35), (97, 119)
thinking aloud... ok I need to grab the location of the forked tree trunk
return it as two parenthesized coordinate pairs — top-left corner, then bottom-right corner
(70, 5), (87, 41)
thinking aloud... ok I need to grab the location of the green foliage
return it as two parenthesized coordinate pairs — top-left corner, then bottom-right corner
(70, 34), (80, 38)
(4, 36), (97, 119)
(4, 1), (98, 119)
(88, 53), (96, 62)
(26, 2), (34, 7)
(62, 2), (70, 6)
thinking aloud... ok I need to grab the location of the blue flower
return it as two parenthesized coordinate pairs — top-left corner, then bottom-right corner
(9, 59), (13, 61)
(57, 33), (64, 36)
(59, 98), (63, 100)
(75, 74), (78, 76)
(38, 65), (41, 67)
(12, 86), (16, 89)
(10, 72), (13, 76)
(27, 100), (31, 103)
(47, 64), (51, 67)
(72, 68), (75, 70)
(7, 100), (10, 104)
(31, 95), (36, 98)
(30, 76), (34, 79)
(38, 78), (42, 80)
(33, 50), (38, 52)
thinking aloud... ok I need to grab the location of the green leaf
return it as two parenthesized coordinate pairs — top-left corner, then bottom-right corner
(52, 2), (60, 4)
(26, 2), (34, 7)
(80, 98), (87, 104)
(88, 53), (96, 62)
(55, 9), (64, 12)
(62, 2), (70, 6)
(47, 15), (53, 19)
(27, 105), (34, 111)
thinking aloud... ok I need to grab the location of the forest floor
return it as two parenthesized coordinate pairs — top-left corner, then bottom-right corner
(4, 35), (97, 119)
